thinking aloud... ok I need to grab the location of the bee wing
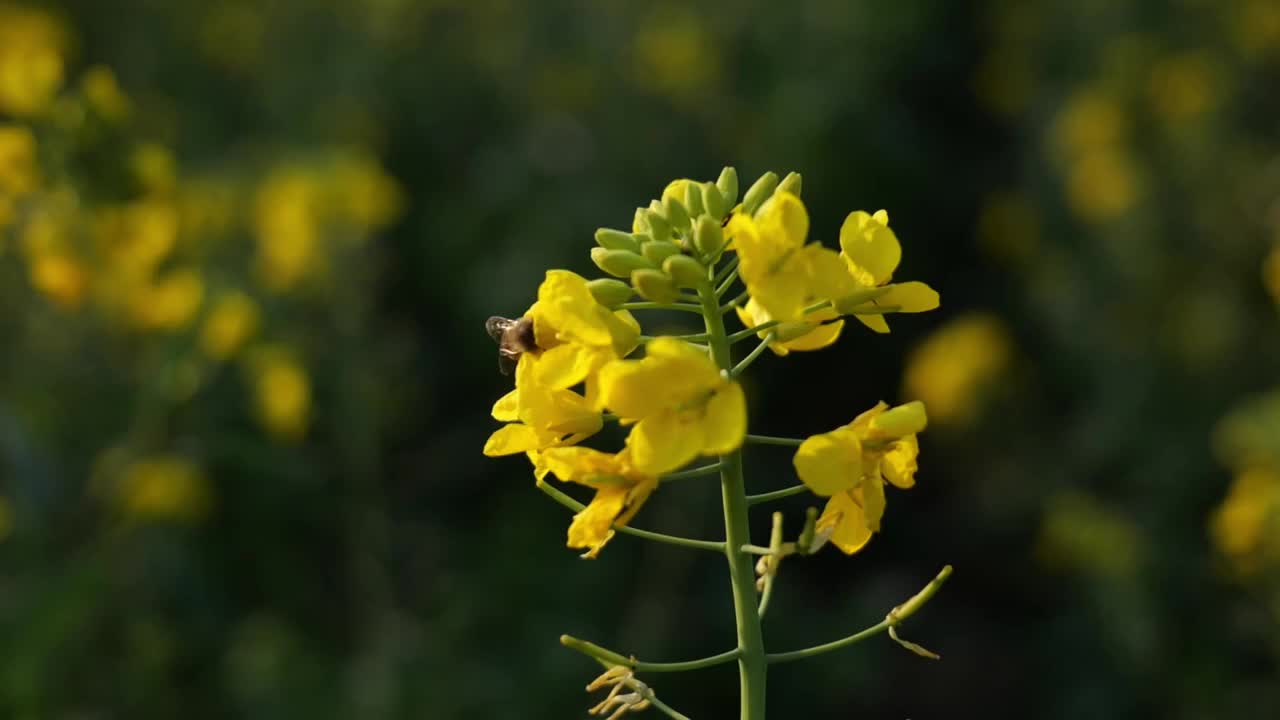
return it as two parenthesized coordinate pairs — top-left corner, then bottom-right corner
(498, 353), (517, 375)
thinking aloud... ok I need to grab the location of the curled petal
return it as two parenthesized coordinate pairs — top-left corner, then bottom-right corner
(484, 424), (553, 457)
(879, 281), (940, 313)
(818, 490), (874, 555)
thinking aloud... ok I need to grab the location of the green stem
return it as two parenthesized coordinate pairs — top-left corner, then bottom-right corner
(697, 281), (768, 720)
(731, 334), (775, 377)
(713, 255), (740, 290)
(663, 462), (725, 481)
(619, 301), (705, 313)
(743, 434), (804, 447)
(745, 484), (808, 506)
(561, 635), (740, 673)
(715, 266), (741, 297)
(765, 565), (952, 664)
(536, 481), (725, 552)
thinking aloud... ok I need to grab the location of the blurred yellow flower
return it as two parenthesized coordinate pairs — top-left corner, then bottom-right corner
(1263, 245), (1280, 305)
(1053, 91), (1126, 157)
(1148, 52), (1216, 122)
(903, 313), (1013, 426)
(539, 446), (658, 558)
(249, 348), (312, 441)
(129, 268), (205, 331)
(330, 153), (403, 232)
(254, 170), (319, 291)
(793, 401), (926, 555)
(1233, 0), (1280, 58)
(0, 124), (39, 196)
(1067, 149), (1139, 221)
(131, 143), (178, 196)
(81, 65), (132, 121)
(597, 337), (745, 475)
(30, 252), (86, 308)
(632, 6), (720, 102)
(96, 201), (180, 277)
(200, 292), (260, 359)
(117, 455), (212, 523)
(1209, 468), (1280, 574)
(0, 3), (67, 116)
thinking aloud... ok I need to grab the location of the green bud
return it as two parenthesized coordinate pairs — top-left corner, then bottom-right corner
(716, 167), (739, 208)
(701, 182), (727, 220)
(591, 247), (655, 278)
(663, 254), (707, 288)
(594, 228), (640, 253)
(631, 268), (680, 304)
(777, 171), (802, 198)
(586, 278), (634, 308)
(645, 202), (672, 240)
(632, 208), (652, 235)
(663, 195), (691, 232)
(796, 506), (819, 555)
(741, 171), (779, 216)
(682, 182), (705, 218)
(641, 240), (681, 265)
(693, 215), (724, 258)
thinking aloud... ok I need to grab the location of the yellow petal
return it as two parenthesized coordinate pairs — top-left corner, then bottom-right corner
(567, 485), (628, 556)
(839, 210), (901, 286)
(793, 429), (860, 496)
(700, 382), (746, 455)
(628, 413), (704, 475)
(596, 360), (673, 417)
(879, 282), (940, 313)
(533, 344), (596, 389)
(870, 401), (928, 438)
(779, 319), (844, 352)
(539, 446), (620, 485)
(882, 435), (919, 489)
(760, 192), (809, 249)
(484, 424), (550, 456)
(492, 389), (520, 422)
(804, 244), (858, 301)
(818, 490), (874, 555)
(861, 477), (886, 532)
(855, 313), (891, 334)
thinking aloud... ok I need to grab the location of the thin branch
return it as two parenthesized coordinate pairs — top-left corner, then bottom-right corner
(562, 635), (741, 673)
(757, 512), (785, 619)
(745, 484), (809, 506)
(731, 333), (774, 377)
(619, 302), (705, 314)
(536, 481), (725, 552)
(719, 289), (750, 315)
(765, 565), (953, 664)
(743, 434), (804, 447)
(662, 462), (725, 481)
(712, 255), (740, 289)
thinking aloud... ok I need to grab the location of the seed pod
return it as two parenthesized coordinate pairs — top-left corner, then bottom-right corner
(631, 268), (680, 304)
(594, 228), (640, 253)
(693, 215), (724, 258)
(663, 254), (707, 288)
(641, 240), (681, 265)
(591, 247), (655, 278)
(587, 278), (634, 308)
(741, 171), (779, 216)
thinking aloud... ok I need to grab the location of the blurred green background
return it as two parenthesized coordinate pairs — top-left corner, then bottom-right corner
(2, 0), (1279, 717)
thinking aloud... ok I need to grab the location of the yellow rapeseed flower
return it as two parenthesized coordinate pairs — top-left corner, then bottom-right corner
(254, 170), (319, 291)
(200, 291), (260, 359)
(116, 455), (211, 523)
(525, 269), (641, 392)
(0, 124), (39, 196)
(250, 348), (311, 441)
(81, 65), (132, 121)
(539, 446), (658, 558)
(835, 210), (940, 333)
(1210, 467), (1280, 573)
(734, 296), (844, 356)
(128, 268), (205, 331)
(30, 252), (86, 309)
(793, 401), (927, 554)
(727, 191), (841, 323)
(484, 353), (604, 462)
(0, 3), (66, 116)
(596, 337), (745, 475)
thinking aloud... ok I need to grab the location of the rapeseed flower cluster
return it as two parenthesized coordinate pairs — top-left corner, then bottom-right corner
(484, 168), (940, 558)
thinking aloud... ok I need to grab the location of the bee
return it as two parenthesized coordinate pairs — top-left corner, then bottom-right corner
(485, 315), (538, 375)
